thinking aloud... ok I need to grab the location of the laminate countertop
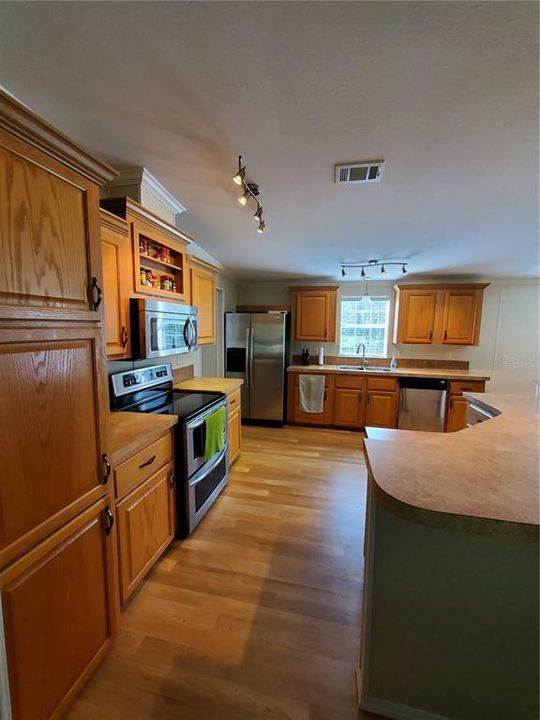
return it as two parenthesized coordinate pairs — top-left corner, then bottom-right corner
(287, 364), (491, 381)
(109, 412), (178, 467)
(174, 377), (244, 395)
(364, 393), (539, 527)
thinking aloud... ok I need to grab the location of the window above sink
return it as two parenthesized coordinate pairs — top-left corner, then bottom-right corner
(339, 296), (391, 358)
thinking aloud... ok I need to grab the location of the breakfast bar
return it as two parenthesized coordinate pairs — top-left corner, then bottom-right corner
(358, 394), (540, 720)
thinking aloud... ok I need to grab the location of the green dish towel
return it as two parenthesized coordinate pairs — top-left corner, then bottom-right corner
(204, 405), (226, 460)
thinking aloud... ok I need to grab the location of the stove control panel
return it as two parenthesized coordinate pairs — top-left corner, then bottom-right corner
(110, 363), (174, 399)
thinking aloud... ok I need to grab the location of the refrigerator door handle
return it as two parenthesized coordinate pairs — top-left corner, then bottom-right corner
(249, 327), (255, 388)
(245, 327), (250, 388)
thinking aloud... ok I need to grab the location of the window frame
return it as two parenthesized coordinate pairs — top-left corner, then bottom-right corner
(338, 295), (391, 358)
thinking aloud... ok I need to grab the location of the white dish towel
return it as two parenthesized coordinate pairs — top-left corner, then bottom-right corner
(299, 374), (325, 414)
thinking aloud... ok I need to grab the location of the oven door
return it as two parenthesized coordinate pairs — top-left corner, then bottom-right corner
(142, 311), (198, 359)
(185, 445), (228, 535)
(184, 400), (227, 478)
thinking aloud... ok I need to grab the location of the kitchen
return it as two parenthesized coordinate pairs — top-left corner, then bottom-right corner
(0, 2), (538, 720)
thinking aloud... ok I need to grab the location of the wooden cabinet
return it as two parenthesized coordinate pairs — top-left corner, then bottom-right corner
(334, 388), (365, 428)
(394, 288), (438, 344)
(291, 286), (339, 342)
(446, 395), (469, 432)
(289, 373), (335, 425)
(446, 379), (486, 432)
(365, 391), (398, 428)
(0, 325), (111, 568)
(100, 209), (131, 358)
(442, 289), (482, 345)
(188, 257), (217, 345)
(228, 407), (242, 465)
(394, 284), (488, 346)
(0, 90), (118, 718)
(116, 463), (175, 603)
(101, 197), (190, 303)
(0, 497), (118, 720)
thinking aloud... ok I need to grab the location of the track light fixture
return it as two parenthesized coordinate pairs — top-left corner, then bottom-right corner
(233, 156), (246, 186)
(233, 154), (267, 233)
(339, 259), (410, 278)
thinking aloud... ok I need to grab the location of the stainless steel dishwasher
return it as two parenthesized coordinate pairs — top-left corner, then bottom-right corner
(398, 377), (448, 431)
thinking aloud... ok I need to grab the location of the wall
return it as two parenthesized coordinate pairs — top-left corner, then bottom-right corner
(237, 279), (540, 394)
(200, 273), (239, 377)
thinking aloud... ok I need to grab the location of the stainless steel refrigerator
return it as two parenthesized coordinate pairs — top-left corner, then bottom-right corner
(225, 312), (288, 425)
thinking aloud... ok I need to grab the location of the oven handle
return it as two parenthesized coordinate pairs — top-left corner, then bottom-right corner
(188, 445), (228, 487)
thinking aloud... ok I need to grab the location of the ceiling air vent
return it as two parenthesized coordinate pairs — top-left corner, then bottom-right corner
(335, 161), (385, 184)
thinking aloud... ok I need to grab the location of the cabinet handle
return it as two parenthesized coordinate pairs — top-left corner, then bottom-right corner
(91, 277), (102, 311)
(428, 330), (432, 340)
(139, 454), (156, 469)
(101, 453), (111, 484)
(104, 507), (114, 535)
(444, 330), (448, 341)
(169, 468), (176, 488)
(324, 328), (327, 338)
(121, 326), (129, 348)
(367, 394), (371, 404)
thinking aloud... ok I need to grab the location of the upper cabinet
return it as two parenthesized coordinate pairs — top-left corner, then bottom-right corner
(100, 209), (131, 358)
(101, 197), (191, 304)
(393, 284), (488, 346)
(188, 256), (217, 345)
(0, 96), (114, 320)
(291, 286), (339, 342)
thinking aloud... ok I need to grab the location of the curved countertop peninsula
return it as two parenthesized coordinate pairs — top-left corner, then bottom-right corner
(358, 393), (539, 720)
(364, 393), (539, 527)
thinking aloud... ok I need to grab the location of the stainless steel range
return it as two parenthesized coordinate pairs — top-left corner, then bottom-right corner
(110, 363), (228, 537)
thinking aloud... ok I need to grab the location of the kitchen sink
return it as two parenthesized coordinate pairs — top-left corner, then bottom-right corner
(337, 365), (392, 372)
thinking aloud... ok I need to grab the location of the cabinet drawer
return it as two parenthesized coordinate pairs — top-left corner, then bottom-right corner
(115, 433), (172, 500)
(228, 407), (242, 465)
(228, 389), (241, 416)
(449, 380), (485, 395)
(335, 374), (367, 390)
(367, 376), (398, 391)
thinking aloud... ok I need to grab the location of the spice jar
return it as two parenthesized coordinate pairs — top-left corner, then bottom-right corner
(140, 268), (146, 285)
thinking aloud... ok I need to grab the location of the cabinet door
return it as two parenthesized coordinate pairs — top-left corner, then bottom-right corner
(442, 289), (480, 345)
(365, 391), (397, 428)
(228, 407), (242, 466)
(396, 289), (438, 343)
(294, 290), (336, 341)
(333, 388), (365, 428)
(0, 132), (103, 319)
(0, 497), (118, 720)
(100, 212), (131, 358)
(190, 264), (216, 345)
(0, 324), (110, 567)
(116, 463), (175, 603)
(446, 395), (469, 432)
(292, 377), (334, 425)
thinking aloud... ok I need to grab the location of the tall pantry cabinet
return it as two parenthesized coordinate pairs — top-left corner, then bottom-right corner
(0, 91), (119, 719)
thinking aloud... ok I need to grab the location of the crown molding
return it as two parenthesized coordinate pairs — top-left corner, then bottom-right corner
(104, 166), (186, 217)
(0, 87), (117, 185)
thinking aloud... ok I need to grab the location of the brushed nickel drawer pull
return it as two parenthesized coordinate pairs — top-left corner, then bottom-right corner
(104, 507), (114, 535)
(91, 276), (102, 311)
(101, 453), (111, 484)
(139, 454), (156, 469)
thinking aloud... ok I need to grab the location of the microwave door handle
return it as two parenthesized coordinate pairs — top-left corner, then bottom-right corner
(189, 317), (197, 347)
(184, 319), (191, 349)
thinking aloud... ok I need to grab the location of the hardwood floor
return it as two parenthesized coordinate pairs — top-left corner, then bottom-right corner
(67, 425), (375, 720)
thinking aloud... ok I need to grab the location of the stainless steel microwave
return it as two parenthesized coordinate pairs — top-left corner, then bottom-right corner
(130, 298), (198, 359)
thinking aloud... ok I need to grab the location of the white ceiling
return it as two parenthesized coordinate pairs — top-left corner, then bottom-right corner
(0, 2), (538, 281)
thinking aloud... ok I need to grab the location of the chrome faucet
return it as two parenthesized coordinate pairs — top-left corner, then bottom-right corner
(356, 342), (366, 370)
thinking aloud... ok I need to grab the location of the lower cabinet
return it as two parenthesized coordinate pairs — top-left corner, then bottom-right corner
(116, 463), (175, 603)
(365, 390), (398, 429)
(291, 374), (335, 425)
(446, 395), (469, 432)
(333, 388), (365, 428)
(228, 407), (242, 466)
(0, 497), (118, 720)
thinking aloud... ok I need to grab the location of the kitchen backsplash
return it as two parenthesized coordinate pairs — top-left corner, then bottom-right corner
(291, 355), (470, 370)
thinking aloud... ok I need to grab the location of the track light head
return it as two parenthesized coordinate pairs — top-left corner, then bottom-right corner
(253, 204), (263, 221)
(402, 264), (407, 275)
(380, 264), (386, 275)
(233, 155), (246, 185)
(341, 266), (346, 277)
(238, 188), (249, 206)
(361, 267), (365, 278)
(257, 220), (266, 234)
